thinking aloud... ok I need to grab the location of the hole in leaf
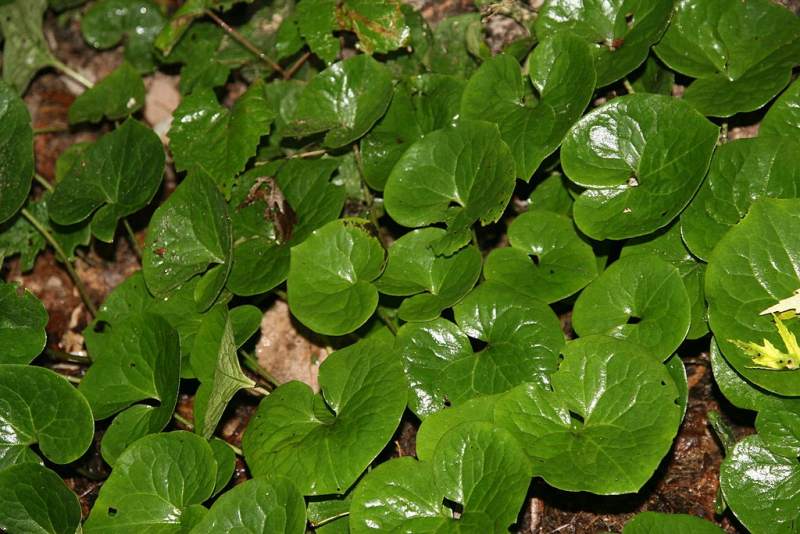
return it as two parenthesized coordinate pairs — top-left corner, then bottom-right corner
(443, 397), (452, 408)
(625, 12), (634, 27)
(626, 315), (642, 325)
(569, 411), (585, 426)
(107, 507), (118, 517)
(443, 498), (463, 518)
(447, 200), (461, 209)
(93, 321), (111, 333)
(530, 254), (541, 266)
(660, 380), (667, 386)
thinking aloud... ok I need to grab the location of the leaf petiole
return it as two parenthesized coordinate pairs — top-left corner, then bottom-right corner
(49, 58), (94, 89)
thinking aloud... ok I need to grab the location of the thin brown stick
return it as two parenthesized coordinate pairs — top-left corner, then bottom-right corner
(205, 9), (285, 76)
(284, 51), (311, 80)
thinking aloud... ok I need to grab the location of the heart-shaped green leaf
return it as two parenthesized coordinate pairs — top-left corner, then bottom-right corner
(48, 119), (164, 242)
(426, 13), (481, 77)
(528, 173), (575, 216)
(295, 0), (339, 63)
(243, 331), (406, 495)
(561, 94), (718, 240)
(0, 80), (33, 224)
(629, 56), (675, 96)
(191, 477), (306, 534)
(0, 0), (55, 93)
(622, 222), (708, 339)
(461, 35), (595, 180)
(681, 137), (800, 261)
(623, 512), (725, 534)
(162, 23), (229, 95)
(384, 119), (516, 254)
(169, 81), (274, 196)
(191, 306), (255, 438)
(710, 339), (800, 414)
(0, 192), (91, 272)
(534, 0), (673, 87)
(761, 78), (800, 138)
(654, 0), (800, 117)
(573, 254), (691, 361)
(396, 282), (564, 418)
(484, 209), (597, 303)
(376, 228), (481, 322)
(0, 365), (94, 469)
(494, 335), (683, 494)
(68, 62), (145, 124)
(84, 431), (218, 533)
(360, 74), (464, 190)
(143, 173), (233, 311)
(705, 199), (800, 395)
(720, 435), (800, 534)
(208, 438), (235, 497)
(227, 158), (345, 296)
(0, 281), (47, 365)
(81, 0), (166, 72)
(756, 408), (800, 458)
(80, 313), (180, 465)
(286, 55), (393, 148)
(349, 422), (530, 533)
(287, 218), (385, 336)
(0, 463), (81, 534)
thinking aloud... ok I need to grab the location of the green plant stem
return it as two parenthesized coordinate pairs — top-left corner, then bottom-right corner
(173, 412), (194, 429)
(313, 512), (350, 528)
(21, 208), (97, 316)
(122, 219), (143, 259)
(240, 350), (279, 388)
(62, 374), (82, 384)
(272, 288), (288, 301)
(250, 386), (270, 396)
(50, 58), (94, 89)
(46, 347), (90, 364)
(719, 122), (728, 145)
(34, 173), (54, 192)
(33, 124), (69, 135)
(205, 9), (285, 76)
(290, 149), (327, 159)
(376, 307), (398, 335)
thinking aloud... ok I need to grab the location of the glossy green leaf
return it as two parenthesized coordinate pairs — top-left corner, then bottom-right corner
(629, 56), (675, 96)
(295, 0), (339, 63)
(666, 354), (689, 419)
(81, 0), (166, 73)
(350, 422), (530, 533)
(384, 120), (516, 254)
(227, 159), (345, 296)
(143, 173), (233, 311)
(0, 0), (55, 93)
(84, 431), (217, 533)
(0, 365), (94, 468)
(49, 119), (164, 242)
(287, 219), (385, 336)
(561, 94), (718, 240)
(80, 313), (180, 465)
(396, 282), (564, 418)
(68, 62), (145, 123)
(163, 23), (229, 95)
(623, 512), (724, 534)
(573, 254), (691, 361)
(761, 77), (800, 138)
(307, 491), (354, 530)
(484, 209), (597, 303)
(191, 306), (255, 438)
(340, 0), (410, 55)
(169, 81), (274, 196)
(494, 335), (683, 494)
(654, 0), (800, 117)
(360, 74), (464, 190)
(461, 35), (595, 180)
(191, 477), (305, 534)
(243, 332), (406, 495)
(286, 55), (393, 148)
(528, 173), (574, 216)
(756, 408), (800, 458)
(705, 199), (800, 395)
(622, 222), (708, 339)
(0, 463), (81, 534)
(216, 3), (300, 69)
(0, 80), (33, 223)
(208, 438), (235, 497)
(534, 0), (673, 86)
(710, 339), (800, 414)
(426, 13), (481, 77)
(681, 137), (800, 261)
(0, 281), (47, 365)
(152, 0), (247, 56)
(720, 435), (800, 534)
(81, 0), (166, 72)
(376, 228), (481, 322)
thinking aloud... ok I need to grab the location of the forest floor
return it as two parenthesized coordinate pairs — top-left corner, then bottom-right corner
(9, 1), (799, 532)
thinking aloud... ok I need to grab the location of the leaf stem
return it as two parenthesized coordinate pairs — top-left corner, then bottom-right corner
(205, 9), (285, 76)
(50, 58), (94, 89)
(284, 51), (311, 80)
(227, 442), (244, 456)
(250, 385), (270, 396)
(376, 307), (398, 335)
(240, 350), (279, 388)
(46, 347), (90, 363)
(34, 173), (54, 192)
(122, 219), (143, 259)
(21, 208), (97, 316)
(33, 124), (69, 135)
(173, 412), (194, 429)
(62, 374), (82, 384)
(289, 149), (327, 159)
(622, 78), (635, 94)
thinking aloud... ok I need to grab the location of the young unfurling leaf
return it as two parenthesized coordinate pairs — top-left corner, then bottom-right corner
(731, 313), (800, 370)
